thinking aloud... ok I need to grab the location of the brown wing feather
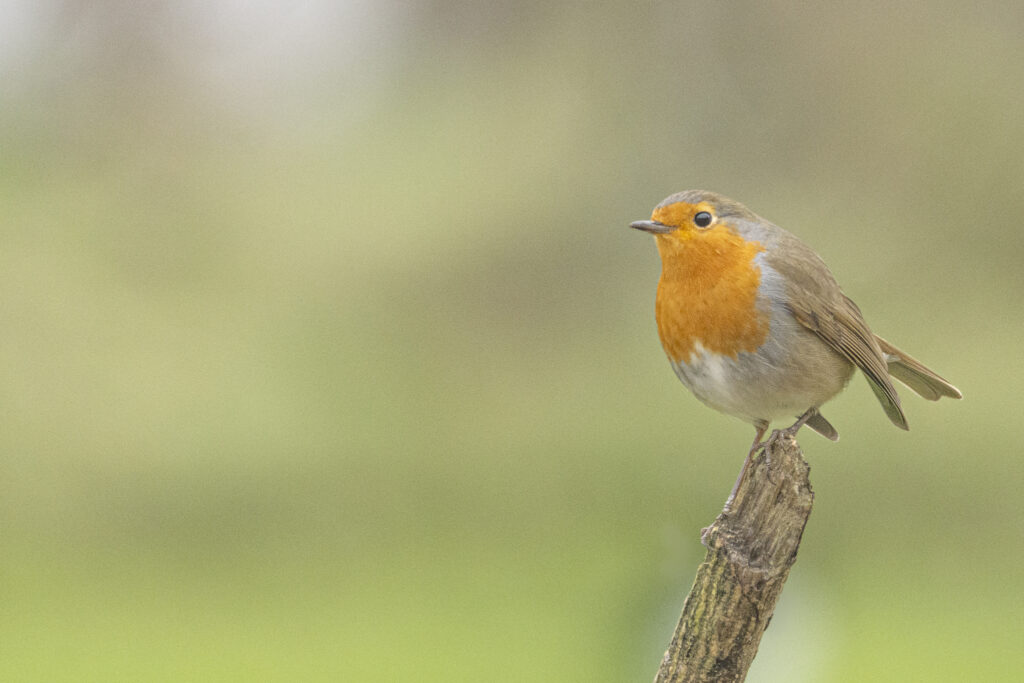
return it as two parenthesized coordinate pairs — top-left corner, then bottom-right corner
(820, 295), (908, 429)
(766, 235), (909, 430)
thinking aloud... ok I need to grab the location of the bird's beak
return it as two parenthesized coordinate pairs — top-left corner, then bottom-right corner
(630, 220), (673, 234)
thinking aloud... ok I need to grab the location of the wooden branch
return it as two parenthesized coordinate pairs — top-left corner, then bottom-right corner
(654, 434), (814, 683)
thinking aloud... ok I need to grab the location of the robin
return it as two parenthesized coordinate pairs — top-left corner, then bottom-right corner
(631, 190), (961, 471)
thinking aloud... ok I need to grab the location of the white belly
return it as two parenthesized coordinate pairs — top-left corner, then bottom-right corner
(669, 337), (853, 426)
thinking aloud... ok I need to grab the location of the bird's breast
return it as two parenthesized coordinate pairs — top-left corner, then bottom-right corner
(654, 232), (770, 363)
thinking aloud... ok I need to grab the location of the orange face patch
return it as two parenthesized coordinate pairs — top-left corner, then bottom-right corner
(651, 200), (715, 230)
(651, 204), (768, 361)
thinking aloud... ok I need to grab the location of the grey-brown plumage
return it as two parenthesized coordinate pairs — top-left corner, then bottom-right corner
(738, 197), (961, 434)
(876, 336), (963, 401)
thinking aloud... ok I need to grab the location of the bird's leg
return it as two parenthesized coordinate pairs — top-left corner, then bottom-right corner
(725, 421), (769, 511)
(760, 407), (820, 470)
(776, 407), (819, 440)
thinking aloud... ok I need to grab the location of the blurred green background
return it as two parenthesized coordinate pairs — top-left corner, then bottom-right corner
(2, 1), (1022, 681)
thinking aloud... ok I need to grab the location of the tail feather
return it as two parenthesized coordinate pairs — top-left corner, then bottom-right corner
(875, 336), (962, 401)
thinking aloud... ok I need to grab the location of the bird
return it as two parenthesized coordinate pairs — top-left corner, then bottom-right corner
(631, 190), (961, 474)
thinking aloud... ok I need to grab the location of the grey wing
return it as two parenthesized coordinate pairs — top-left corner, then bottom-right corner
(767, 239), (908, 430)
(797, 294), (908, 430)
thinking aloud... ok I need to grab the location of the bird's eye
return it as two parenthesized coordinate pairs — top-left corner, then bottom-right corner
(693, 211), (713, 228)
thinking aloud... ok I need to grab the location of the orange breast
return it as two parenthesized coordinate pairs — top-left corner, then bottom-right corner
(654, 229), (769, 362)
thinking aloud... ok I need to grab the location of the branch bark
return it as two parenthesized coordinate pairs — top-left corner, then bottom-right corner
(654, 434), (814, 683)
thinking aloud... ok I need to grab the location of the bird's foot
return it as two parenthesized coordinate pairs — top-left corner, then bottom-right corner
(773, 407), (819, 443)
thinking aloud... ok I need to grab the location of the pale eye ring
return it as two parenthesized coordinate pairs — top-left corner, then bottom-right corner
(693, 211), (713, 228)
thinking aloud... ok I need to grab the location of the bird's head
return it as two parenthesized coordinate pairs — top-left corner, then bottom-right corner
(630, 189), (757, 242)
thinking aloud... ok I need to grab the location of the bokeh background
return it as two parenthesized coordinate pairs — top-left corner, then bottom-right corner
(2, 1), (1022, 681)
